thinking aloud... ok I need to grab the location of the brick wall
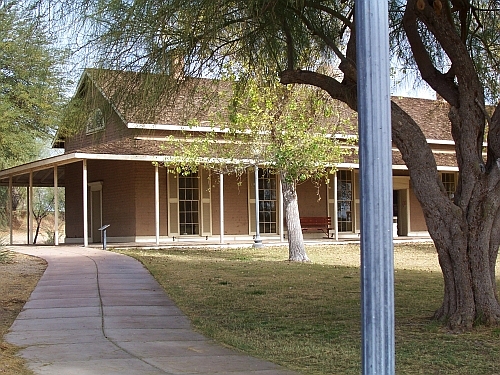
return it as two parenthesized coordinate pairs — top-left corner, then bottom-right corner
(133, 163), (168, 236)
(65, 92), (134, 152)
(212, 173), (249, 235)
(64, 160), (137, 239)
(64, 162), (83, 238)
(297, 180), (328, 217)
(409, 187), (428, 232)
(87, 160), (136, 237)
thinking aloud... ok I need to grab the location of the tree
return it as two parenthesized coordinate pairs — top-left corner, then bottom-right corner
(41, 0), (500, 330)
(0, 1), (67, 228)
(31, 188), (53, 244)
(31, 187), (64, 244)
(0, 1), (66, 169)
(165, 77), (350, 261)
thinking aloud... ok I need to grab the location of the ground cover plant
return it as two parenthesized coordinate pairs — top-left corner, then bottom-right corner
(119, 243), (500, 375)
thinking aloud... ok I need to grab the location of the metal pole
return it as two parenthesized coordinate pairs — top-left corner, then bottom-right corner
(220, 173), (225, 244)
(356, 0), (395, 374)
(253, 165), (263, 248)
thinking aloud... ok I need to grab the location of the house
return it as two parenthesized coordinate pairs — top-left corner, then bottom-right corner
(0, 69), (458, 245)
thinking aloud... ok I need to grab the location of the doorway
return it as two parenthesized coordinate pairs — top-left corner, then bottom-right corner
(393, 189), (409, 236)
(88, 182), (102, 243)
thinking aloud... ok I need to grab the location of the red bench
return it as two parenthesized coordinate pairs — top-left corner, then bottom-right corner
(300, 217), (333, 238)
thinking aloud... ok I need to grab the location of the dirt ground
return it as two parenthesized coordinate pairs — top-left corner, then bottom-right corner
(0, 252), (47, 375)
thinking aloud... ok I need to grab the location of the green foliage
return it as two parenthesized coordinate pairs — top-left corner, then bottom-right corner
(40, 0), (351, 80)
(0, 237), (12, 264)
(0, 249), (13, 264)
(164, 77), (354, 186)
(0, 187), (7, 227)
(0, 0), (68, 169)
(31, 187), (64, 244)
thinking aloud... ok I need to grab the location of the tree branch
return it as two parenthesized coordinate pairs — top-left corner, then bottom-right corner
(282, 18), (294, 70)
(341, 21), (357, 84)
(391, 100), (453, 215)
(279, 69), (357, 110)
(289, 7), (347, 64)
(303, 1), (353, 28)
(402, 1), (459, 107)
(486, 102), (500, 172)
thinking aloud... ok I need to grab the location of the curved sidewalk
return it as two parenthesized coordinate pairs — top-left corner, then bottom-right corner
(6, 246), (299, 375)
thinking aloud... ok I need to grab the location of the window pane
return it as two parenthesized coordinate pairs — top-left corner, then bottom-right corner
(257, 169), (277, 234)
(178, 173), (200, 235)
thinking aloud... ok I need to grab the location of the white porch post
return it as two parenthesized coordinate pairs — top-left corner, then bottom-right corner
(28, 171), (33, 244)
(334, 171), (339, 241)
(279, 175), (285, 242)
(219, 173), (224, 244)
(8, 176), (12, 245)
(54, 166), (59, 246)
(155, 164), (160, 246)
(83, 160), (88, 247)
(253, 165), (263, 248)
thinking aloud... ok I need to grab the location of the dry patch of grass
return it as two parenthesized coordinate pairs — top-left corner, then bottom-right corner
(119, 243), (500, 375)
(0, 251), (47, 375)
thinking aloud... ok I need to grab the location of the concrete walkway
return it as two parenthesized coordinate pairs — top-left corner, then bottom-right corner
(6, 246), (299, 375)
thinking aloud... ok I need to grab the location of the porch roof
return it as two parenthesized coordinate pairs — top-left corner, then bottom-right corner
(0, 153), (174, 187)
(0, 147), (459, 188)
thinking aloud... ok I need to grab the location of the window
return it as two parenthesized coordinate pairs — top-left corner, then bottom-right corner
(337, 170), (353, 232)
(258, 170), (277, 234)
(179, 173), (199, 235)
(86, 108), (105, 134)
(441, 172), (456, 199)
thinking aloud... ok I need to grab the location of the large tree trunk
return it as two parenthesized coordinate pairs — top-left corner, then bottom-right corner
(399, 0), (500, 330)
(281, 174), (309, 262)
(391, 99), (500, 331)
(424, 193), (500, 330)
(280, 0), (500, 330)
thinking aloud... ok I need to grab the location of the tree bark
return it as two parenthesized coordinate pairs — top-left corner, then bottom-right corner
(400, 0), (500, 330)
(281, 174), (309, 262)
(33, 218), (42, 245)
(279, 1), (500, 330)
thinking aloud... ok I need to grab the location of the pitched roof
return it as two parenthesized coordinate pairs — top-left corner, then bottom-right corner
(83, 68), (230, 126)
(80, 69), (453, 141)
(393, 96), (452, 141)
(59, 69), (459, 169)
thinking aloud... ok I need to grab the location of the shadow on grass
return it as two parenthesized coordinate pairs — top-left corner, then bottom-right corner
(118, 245), (500, 375)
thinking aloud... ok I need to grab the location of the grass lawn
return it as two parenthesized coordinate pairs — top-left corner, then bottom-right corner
(117, 243), (500, 375)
